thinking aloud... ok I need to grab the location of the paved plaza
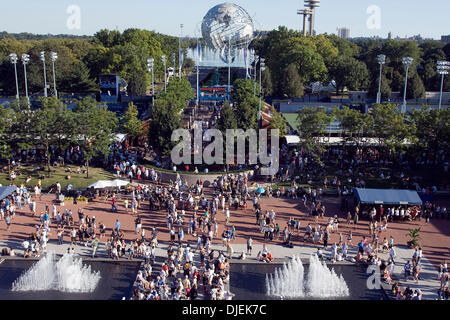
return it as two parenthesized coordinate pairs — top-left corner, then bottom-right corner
(0, 187), (449, 300)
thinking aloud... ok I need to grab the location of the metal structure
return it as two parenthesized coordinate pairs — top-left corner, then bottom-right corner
(179, 24), (184, 79)
(298, 0), (320, 36)
(161, 55), (167, 92)
(21, 54), (30, 105)
(376, 54), (386, 104)
(258, 58), (265, 129)
(147, 58), (155, 106)
(201, 2), (255, 62)
(401, 57), (414, 113)
(50, 52), (58, 98)
(297, 8), (313, 36)
(9, 53), (19, 101)
(437, 60), (450, 110)
(40, 51), (48, 97)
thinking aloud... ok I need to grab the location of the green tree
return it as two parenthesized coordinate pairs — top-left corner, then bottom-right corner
(73, 97), (118, 178)
(296, 107), (333, 155)
(33, 97), (75, 175)
(69, 61), (97, 93)
(410, 106), (450, 154)
(216, 101), (237, 133)
(370, 103), (413, 153)
(128, 69), (148, 96)
(121, 103), (144, 143)
(232, 78), (258, 106)
(402, 72), (426, 99)
(148, 99), (183, 155)
(281, 64), (304, 98)
(261, 67), (273, 97)
(333, 106), (373, 147)
(0, 105), (15, 173)
(236, 96), (258, 130)
(328, 56), (369, 95)
(269, 106), (288, 137)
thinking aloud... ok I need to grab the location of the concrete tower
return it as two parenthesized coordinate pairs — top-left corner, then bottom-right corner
(297, 8), (313, 36)
(304, 0), (320, 36)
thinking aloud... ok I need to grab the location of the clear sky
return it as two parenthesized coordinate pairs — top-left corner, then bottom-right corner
(1, 0), (449, 39)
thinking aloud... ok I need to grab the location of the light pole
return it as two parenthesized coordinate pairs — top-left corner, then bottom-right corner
(50, 52), (58, 98)
(161, 55), (167, 92)
(258, 58), (265, 129)
(179, 24), (184, 79)
(227, 36), (232, 102)
(376, 54), (386, 104)
(21, 54), (30, 105)
(437, 60), (450, 111)
(401, 57), (414, 114)
(253, 54), (258, 96)
(9, 53), (19, 101)
(147, 58), (155, 106)
(40, 51), (48, 97)
(171, 53), (176, 81)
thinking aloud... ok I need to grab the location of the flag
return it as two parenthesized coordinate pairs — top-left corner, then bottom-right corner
(197, 39), (202, 63)
(179, 48), (184, 69)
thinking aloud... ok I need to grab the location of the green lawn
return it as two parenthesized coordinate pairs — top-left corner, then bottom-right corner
(282, 113), (299, 130)
(0, 165), (115, 190)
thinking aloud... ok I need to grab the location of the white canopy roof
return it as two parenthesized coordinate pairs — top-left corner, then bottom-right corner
(285, 135), (301, 145)
(88, 179), (129, 189)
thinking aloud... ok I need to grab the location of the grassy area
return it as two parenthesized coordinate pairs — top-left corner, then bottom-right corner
(0, 165), (115, 190)
(282, 113), (299, 131)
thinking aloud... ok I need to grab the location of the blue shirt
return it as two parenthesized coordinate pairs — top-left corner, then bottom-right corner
(116, 221), (121, 229)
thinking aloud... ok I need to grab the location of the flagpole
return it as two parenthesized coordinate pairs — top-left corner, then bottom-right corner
(196, 39), (200, 116)
(228, 36), (231, 102)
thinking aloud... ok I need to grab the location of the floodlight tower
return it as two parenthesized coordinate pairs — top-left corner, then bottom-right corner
(436, 60), (450, 110)
(376, 54), (386, 104)
(50, 52), (58, 98)
(147, 58), (155, 106)
(401, 57), (414, 114)
(21, 54), (30, 105)
(9, 53), (19, 101)
(304, 0), (320, 36)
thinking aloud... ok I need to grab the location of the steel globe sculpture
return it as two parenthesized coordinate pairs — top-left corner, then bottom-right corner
(201, 2), (255, 62)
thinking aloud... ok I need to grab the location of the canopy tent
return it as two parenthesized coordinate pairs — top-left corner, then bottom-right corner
(0, 186), (17, 201)
(284, 135), (301, 146)
(353, 188), (422, 206)
(110, 179), (129, 188)
(88, 180), (129, 189)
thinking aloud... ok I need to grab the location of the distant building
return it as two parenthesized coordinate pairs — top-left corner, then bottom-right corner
(337, 27), (350, 39)
(442, 35), (450, 43)
(388, 31), (392, 40)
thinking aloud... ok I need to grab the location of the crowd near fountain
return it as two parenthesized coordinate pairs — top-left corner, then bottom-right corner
(11, 252), (101, 293)
(266, 254), (350, 298)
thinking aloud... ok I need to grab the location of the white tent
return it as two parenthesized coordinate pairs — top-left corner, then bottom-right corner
(88, 179), (129, 189)
(88, 180), (113, 189)
(285, 135), (301, 146)
(110, 179), (129, 188)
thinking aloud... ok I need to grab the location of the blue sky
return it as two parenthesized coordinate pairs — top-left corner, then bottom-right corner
(1, 0), (449, 39)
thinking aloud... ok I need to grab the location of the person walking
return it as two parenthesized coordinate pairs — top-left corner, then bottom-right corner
(353, 212), (359, 229)
(247, 237), (253, 255)
(91, 236), (99, 258)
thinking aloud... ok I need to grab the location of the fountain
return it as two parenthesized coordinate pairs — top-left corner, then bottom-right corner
(266, 256), (304, 298)
(306, 254), (349, 298)
(265, 254), (349, 299)
(11, 252), (101, 293)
